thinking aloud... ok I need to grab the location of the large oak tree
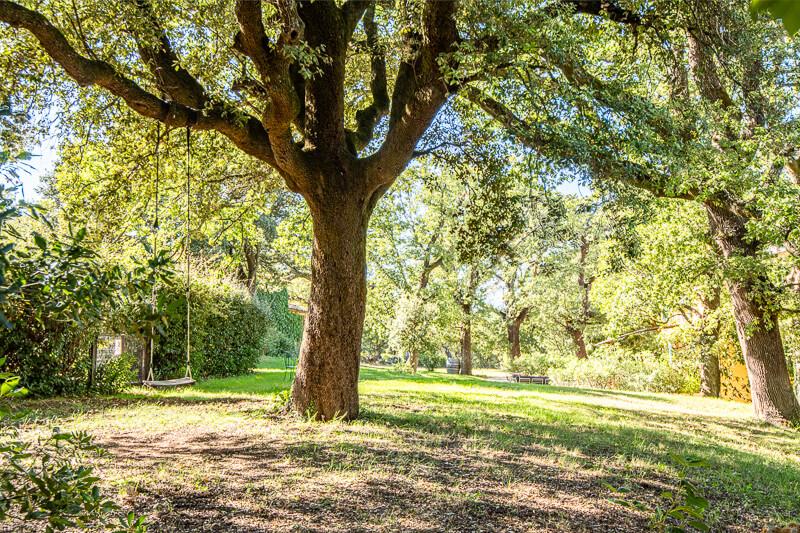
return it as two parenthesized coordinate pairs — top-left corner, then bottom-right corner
(5, 0), (797, 426)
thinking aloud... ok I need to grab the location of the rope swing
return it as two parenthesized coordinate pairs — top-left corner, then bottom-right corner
(143, 125), (196, 388)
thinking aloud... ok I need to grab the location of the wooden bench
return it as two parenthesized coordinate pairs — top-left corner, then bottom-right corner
(509, 373), (550, 385)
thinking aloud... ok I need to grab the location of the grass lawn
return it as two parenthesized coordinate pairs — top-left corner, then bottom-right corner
(3, 357), (799, 532)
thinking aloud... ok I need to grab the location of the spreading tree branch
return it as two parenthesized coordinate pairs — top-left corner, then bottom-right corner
(463, 86), (697, 202)
(347, 1), (389, 154)
(0, 0), (275, 165)
(233, 0), (310, 186)
(133, 0), (207, 108)
(365, 0), (460, 191)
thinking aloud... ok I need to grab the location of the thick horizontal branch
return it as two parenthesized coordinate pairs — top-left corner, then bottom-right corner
(593, 323), (678, 347)
(134, 0), (207, 108)
(0, 0), (275, 165)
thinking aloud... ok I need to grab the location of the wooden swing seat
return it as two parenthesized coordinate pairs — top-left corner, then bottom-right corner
(142, 377), (196, 388)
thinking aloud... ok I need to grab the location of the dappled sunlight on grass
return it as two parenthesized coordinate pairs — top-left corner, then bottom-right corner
(3, 357), (798, 531)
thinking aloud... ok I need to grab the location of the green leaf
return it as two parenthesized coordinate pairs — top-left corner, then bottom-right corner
(33, 233), (47, 251)
(751, 0), (800, 34)
(688, 520), (710, 532)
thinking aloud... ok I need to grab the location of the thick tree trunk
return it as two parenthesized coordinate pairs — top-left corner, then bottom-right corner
(707, 205), (800, 425)
(291, 197), (368, 421)
(727, 281), (798, 424)
(460, 311), (472, 376)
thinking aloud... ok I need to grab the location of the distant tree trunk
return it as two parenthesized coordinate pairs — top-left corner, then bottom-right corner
(698, 290), (721, 398)
(409, 349), (420, 373)
(407, 254), (442, 374)
(700, 351), (721, 398)
(141, 341), (152, 383)
(506, 307), (529, 360)
(566, 325), (589, 359)
(564, 236), (593, 359)
(236, 239), (260, 296)
(460, 303), (472, 376)
(706, 205), (800, 425)
(457, 267), (479, 376)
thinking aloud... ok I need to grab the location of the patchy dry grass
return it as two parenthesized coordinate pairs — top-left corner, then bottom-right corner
(2, 358), (798, 532)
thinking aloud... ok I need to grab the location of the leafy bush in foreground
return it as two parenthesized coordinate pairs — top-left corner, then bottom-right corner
(607, 454), (711, 532)
(0, 428), (148, 532)
(0, 357), (145, 531)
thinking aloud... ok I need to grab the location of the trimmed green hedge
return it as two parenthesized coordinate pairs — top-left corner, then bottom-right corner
(150, 283), (302, 380)
(259, 289), (303, 358)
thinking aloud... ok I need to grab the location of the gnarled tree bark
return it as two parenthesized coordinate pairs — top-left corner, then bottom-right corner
(292, 188), (370, 420)
(706, 204), (800, 424)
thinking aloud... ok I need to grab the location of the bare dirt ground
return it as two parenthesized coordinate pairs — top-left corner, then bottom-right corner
(92, 402), (649, 532)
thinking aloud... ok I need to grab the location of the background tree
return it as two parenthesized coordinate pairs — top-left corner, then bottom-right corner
(463, 0), (800, 424)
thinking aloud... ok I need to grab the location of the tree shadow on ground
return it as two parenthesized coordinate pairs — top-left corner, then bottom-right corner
(5, 367), (798, 531)
(100, 421), (649, 533)
(359, 394), (800, 530)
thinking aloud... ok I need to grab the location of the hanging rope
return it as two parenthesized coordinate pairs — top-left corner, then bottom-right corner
(185, 126), (193, 380)
(146, 123), (161, 383)
(141, 125), (195, 388)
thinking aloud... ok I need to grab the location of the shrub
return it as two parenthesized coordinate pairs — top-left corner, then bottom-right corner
(0, 191), (161, 396)
(548, 348), (700, 394)
(258, 289), (303, 358)
(419, 351), (445, 371)
(93, 352), (137, 394)
(0, 428), (148, 532)
(504, 352), (563, 376)
(150, 278), (275, 379)
(607, 454), (711, 532)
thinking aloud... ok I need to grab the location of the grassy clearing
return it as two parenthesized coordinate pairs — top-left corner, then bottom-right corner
(3, 357), (798, 532)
